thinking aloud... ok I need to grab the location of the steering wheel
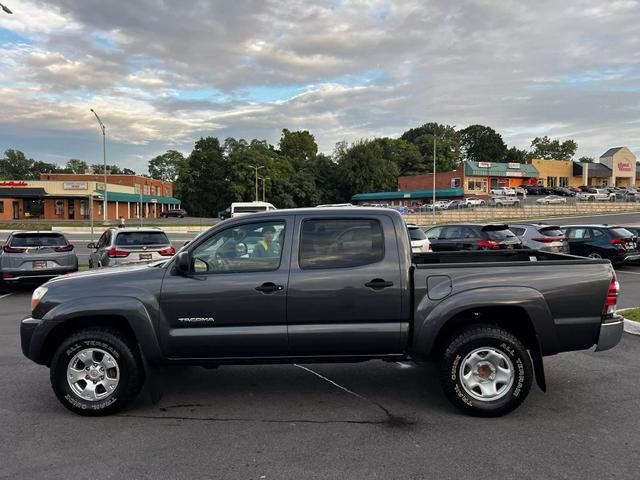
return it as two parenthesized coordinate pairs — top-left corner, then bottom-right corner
(214, 252), (231, 271)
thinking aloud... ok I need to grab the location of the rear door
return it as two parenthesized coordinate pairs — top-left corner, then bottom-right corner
(564, 227), (591, 256)
(286, 215), (403, 356)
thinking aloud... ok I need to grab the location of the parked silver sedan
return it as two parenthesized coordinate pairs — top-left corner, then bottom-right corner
(536, 195), (567, 205)
(0, 231), (78, 283)
(88, 227), (175, 268)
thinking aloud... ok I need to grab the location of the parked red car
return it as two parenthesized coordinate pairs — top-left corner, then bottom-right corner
(160, 208), (187, 218)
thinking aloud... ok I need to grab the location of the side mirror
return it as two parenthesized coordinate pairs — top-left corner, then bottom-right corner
(87, 243), (96, 249)
(175, 250), (191, 275)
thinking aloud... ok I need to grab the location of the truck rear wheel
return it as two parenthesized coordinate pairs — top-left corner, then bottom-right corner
(439, 326), (532, 417)
(50, 328), (144, 416)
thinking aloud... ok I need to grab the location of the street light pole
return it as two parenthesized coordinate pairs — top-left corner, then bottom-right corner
(432, 136), (436, 224)
(90, 108), (107, 221)
(250, 165), (264, 201)
(260, 177), (270, 202)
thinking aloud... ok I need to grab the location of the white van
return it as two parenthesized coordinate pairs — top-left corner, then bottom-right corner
(221, 202), (277, 219)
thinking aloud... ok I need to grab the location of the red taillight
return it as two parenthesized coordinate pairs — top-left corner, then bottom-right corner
(611, 237), (625, 247)
(2, 273), (14, 278)
(532, 237), (564, 243)
(603, 272), (619, 316)
(477, 240), (499, 250)
(158, 246), (176, 256)
(3, 245), (26, 253)
(54, 244), (74, 252)
(106, 247), (130, 258)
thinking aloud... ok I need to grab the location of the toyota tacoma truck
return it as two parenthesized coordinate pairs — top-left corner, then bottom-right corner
(20, 208), (623, 417)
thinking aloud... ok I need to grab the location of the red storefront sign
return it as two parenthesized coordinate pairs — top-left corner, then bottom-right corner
(0, 181), (28, 187)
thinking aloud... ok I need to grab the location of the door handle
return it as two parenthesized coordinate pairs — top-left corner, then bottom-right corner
(365, 279), (394, 289)
(255, 282), (284, 293)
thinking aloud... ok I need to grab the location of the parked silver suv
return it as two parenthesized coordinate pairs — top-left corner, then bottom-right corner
(1, 231), (78, 283)
(88, 227), (175, 268)
(508, 223), (569, 253)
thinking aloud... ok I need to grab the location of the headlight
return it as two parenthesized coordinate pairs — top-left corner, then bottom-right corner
(31, 286), (48, 311)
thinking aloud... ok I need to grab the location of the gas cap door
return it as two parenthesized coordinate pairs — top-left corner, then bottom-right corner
(427, 275), (452, 300)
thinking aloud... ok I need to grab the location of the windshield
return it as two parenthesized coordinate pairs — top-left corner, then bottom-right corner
(10, 233), (67, 247)
(115, 232), (170, 246)
(485, 229), (518, 240)
(408, 228), (427, 240)
(538, 227), (564, 237)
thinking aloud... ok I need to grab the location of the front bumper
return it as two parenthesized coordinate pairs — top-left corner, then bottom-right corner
(20, 317), (43, 362)
(595, 316), (624, 352)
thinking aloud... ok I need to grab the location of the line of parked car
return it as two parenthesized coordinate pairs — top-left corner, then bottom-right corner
(0, 227), (177, 287)
(407, 222), (640, 266)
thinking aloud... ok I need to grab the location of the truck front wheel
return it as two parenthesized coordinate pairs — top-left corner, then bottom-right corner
(50, 328), (144, 416)
(439, 326), (532, 417)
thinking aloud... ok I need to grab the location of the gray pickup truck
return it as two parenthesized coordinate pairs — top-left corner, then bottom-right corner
(21, 208), (623, 417)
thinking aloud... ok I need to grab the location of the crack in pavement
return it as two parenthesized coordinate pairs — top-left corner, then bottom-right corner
(293, 364), (413, 428)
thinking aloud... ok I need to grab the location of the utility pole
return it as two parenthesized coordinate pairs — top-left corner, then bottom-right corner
(432, 136), (436, 224)
(250, 165), (264, 201)
(90, 109), (107, 222)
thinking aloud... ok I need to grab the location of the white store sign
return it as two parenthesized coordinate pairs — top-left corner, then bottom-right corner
(63, 182), (88, 190)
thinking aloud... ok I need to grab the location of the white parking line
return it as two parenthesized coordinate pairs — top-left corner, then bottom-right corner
(0, 293), (14, 300)
(617, 270), (640, 276)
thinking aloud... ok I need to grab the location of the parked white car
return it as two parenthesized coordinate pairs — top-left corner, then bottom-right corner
(407, 224), (431, 253)
(489, 187), (516, 196)
(576, 189), (616, 202)
(536, 195), (567, 205)
(461, 197), (486, 207)
(490, 196), (522, 207)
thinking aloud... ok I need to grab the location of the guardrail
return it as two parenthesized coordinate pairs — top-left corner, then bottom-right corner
(405, 201), (640, 225)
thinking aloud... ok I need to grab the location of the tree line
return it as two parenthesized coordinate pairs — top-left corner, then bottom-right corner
(2, 122), (595, 217)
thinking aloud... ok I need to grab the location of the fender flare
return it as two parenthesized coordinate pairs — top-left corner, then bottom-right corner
(413, 286), (559, 358)
(31, 296), (162, 364)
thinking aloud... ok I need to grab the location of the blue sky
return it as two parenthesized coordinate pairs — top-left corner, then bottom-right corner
(0, 0), (639, 173)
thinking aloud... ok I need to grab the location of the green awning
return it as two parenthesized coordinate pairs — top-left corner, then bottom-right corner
(352, 187), (464, 201)
(94, 190), (180, 205)
(465, 160), (538, 177)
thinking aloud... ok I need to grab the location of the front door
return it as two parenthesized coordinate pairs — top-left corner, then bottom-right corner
(68, 199), (75, 220)
(564, 227), (591, 257)
(159, 218), (291, 358)
(12, 201), (19, 220)
(286, 215), (403, 356)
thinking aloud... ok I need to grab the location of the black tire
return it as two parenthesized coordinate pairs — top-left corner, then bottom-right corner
(439, 326), (533, 417)
(50, 328), (144, 416)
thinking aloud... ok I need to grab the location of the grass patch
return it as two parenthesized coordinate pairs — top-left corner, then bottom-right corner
(621, 307), (640, 323)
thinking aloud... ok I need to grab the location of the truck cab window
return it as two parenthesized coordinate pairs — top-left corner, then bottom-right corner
(191, 221), (285, 273)
(299, 219), (384, 269)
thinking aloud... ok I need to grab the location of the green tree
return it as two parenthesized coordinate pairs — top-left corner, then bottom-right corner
(335, 139), (399, 200)
(122, 168), (136, 175)
(577, 156), (594, 163)
(278, 129), (318, 167)
(529, 136), (577, 160)
(174, 137), (230, 217)
(400, 123), (461, 172)
(0, 149), (35, 179)
(459, 125), (507, 163)
(91, 164), (123, 174)
(504, 146), (529, 164)
(65, 159), (88, 173)
(32, 161), (62, 177)
(371, 138), (424, 176)
(148, 150), (185, 181)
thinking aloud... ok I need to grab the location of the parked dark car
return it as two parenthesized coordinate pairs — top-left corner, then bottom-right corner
(561, 225), (640, 264)
(553, 187), (575, 197)
(423, 224), (523, 251)
(160, 208), (187, 218)
(218, 207), (231, 220)
(621, 225), (640, 238)
(508, 224), (569, 253)
(522, 185), (542, 195)
(577, 185), (597, 193)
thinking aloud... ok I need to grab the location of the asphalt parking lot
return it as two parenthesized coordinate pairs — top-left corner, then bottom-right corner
(1, 211), (640, 479)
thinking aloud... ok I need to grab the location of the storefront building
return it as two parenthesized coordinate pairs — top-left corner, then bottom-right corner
(464, 161), (539, 196)
(351, 187), (464, 206)
(0, 178), (180, 221)
(598, 147), (637, 188)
